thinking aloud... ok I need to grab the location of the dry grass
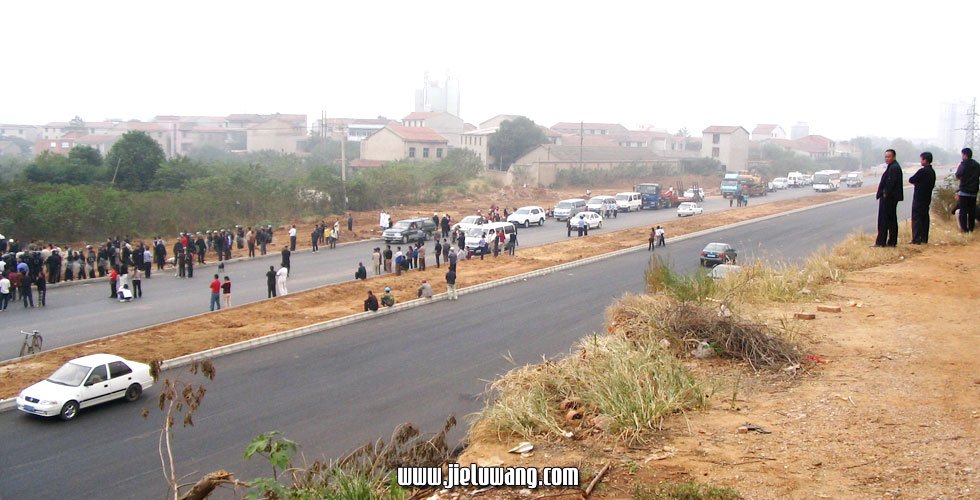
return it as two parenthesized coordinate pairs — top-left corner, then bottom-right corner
(607, 294), (803, 371)
(476, 334), (708, 444)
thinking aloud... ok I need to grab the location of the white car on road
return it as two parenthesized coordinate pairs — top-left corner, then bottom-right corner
(506, 206), (546, 227)
(16, 353), (153, 421)
(676, 202), (704, 217)
(572, 211), (603, 230)
(451, 215), (488, 231)
(771, 177), (789, 189)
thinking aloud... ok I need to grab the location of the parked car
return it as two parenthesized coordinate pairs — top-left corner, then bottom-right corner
(506, 206), (546, 227)
(586, 196), (618, 217)
(843, 171), (863, 187)
(708, 264), (743, 280)
(16, 353), (153, 420)
(553, 198), (587, 221)
(676, 202), (704, 217)
(572, 211), (603, 230)
(771, 177), (789, 189)
(451, 215), (488, 231)
(383, 218), (436, 243)
(464, 222), (517, 254)
(699, 242), (737, 267)
(683, 188), (705, 200)
(615, 192), (642, 212)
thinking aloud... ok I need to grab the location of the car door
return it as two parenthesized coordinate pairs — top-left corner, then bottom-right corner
(78, 364), (112, 408)
(107, 360), (135, 401)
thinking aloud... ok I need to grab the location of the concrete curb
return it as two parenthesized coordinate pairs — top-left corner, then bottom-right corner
(0, 192), (877, 412)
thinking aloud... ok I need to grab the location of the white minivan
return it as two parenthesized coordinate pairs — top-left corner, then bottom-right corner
(464, 222), (516, 254)
(615, 192), (642, 212)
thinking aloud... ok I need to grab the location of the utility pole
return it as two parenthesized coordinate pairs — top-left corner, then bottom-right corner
(961, 98), (979, 152)
(340, 124), (349, 210)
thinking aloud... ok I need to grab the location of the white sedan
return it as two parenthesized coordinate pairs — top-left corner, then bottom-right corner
(572, 211), (603, 230)
(16, 353), (154, 421)
(677, 202), (704, 217)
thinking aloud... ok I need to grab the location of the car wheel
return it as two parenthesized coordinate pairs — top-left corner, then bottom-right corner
(597, 221), (602, 229)
(59, 400), (79, 421)
(524, 220), (530, 228)
(539, 218), (545, 226)
(401, 235), (407, 244)
(125, 383), (143, 402)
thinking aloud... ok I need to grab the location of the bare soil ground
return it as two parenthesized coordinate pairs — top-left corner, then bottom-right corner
(0, 186), (872, 400)
(458, 238), (980, 499)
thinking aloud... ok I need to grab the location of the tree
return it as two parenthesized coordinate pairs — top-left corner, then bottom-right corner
(105, 131), (166, 191)
(488, 116), (547, 171)
(68, 144), (103, 167)
(152, 156), (207, 191)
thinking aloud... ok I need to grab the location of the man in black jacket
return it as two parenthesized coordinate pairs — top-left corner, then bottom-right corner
(908, 152), (936, 244)
(874, 149), (904, 247)
(954, 147), (980, 232)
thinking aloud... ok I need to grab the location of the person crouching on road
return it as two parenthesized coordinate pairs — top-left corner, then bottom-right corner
(355, 262), (367, 280)
(364, 290), (379, 311)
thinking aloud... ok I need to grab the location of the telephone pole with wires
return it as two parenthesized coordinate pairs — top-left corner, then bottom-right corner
(961, 98), (979, 152)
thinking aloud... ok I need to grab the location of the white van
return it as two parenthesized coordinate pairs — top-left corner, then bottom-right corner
(787, 172), (805, 188)
(464, 222), (516, 253)
(615, 192), (642, 212)
(553, 198), (587, 221)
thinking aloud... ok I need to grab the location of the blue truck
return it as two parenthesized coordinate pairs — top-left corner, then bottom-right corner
(635, 183), (680, 210)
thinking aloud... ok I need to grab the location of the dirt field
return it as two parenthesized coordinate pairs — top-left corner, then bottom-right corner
(458, 237), (980, 499)
(0, 186), (873, 400)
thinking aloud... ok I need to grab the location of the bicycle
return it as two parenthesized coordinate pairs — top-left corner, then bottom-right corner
(19, 330), (42, 357)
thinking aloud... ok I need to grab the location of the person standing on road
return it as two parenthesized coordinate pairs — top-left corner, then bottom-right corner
(383, 245), (393, 274)
(347, 213), (354, 233)
(874, 149), (904, 247)
(577, 215), (585, 237)
(908, 152), (937, 244)
(372, 248), (382, 275)
(35, 271), (46, 307)
(311, 226), (320, 254)
(132, 267), (142, 298)
(418, 244), (427, 271)
(648, 227), (656, 251)
(507, 231), (518, 256)
(0, 273), (10, 310)
(394, 247), (404, 276)
(954, 147), (980, 232)
(266, 265), (277, 298)
(445, 267), (458, 300)
(143, 245), (152, 279)
(656, 225), (666, 247)
(20, 270), (33, 308)
(434, 239), (442, 268)
(209, 274), (221, 311)
(442, 239), (450, 265)
(185, 248), (194, 278)
(276, 265), (289, 296)
(281, 245), (291, 272)
(222, 276), (232, 308)
(289, 225), (297, 251)
(246, 227), (256, 257)
(441, 214), (451, 238)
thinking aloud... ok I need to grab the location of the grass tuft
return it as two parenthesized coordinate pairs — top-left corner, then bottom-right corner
(633, 480), (740, 500)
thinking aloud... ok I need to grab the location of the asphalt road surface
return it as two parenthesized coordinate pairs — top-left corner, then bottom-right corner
(0, 193), (914, 499)
(0, 187), (829, 360)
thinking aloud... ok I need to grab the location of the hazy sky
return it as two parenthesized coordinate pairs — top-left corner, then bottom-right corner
(5, 1), (977, 142)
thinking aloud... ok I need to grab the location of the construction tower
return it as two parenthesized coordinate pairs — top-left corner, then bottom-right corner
(962, 98), (979, 151)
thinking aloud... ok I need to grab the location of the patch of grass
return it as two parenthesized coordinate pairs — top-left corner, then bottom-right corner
(634, 480), (740, 500)
(711, 260), (821, 303)
(645, 257), (716, 302)
(607, 295), (802, 371)
(477, 334), (708, 443)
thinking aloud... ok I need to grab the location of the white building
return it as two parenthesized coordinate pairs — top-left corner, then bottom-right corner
(414, 73), (460, 117)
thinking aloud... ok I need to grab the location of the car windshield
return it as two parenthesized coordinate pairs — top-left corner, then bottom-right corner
(721, 180), (738, 187)
(514, 208), (529, 214)
(813, 174), (830, 183)
(636, 184), (659, 194)
(461, 216), (481, 223)
(704, 243), (728, 252)
(465, 227), (488, 237)
(48, 362), (91, 386)
(556, 202), (572, 209)
(680, 203), (693, 209)
(392, 221), (411, 229)
(588, 197), (605, 204)
(615, 194), (629, 200)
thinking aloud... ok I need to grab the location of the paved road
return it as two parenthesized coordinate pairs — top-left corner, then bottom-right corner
(0, 187), (830, 360)
(0, 193), (913, 499)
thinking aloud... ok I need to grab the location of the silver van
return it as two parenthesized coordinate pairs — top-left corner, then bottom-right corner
(464, 222), (516, 253)
(553, 198), (587, 221)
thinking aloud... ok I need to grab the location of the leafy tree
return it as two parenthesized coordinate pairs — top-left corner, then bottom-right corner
(152, 156), (207, 191)
(488, 116), (547, 170)
(104, 130), (166, 191)
(24, 150), (102, 185)
(68, 144), (103, 167)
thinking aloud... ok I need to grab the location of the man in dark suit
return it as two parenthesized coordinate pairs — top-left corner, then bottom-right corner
(908, 152), (936, 244)
(874, 149), (904, 247)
